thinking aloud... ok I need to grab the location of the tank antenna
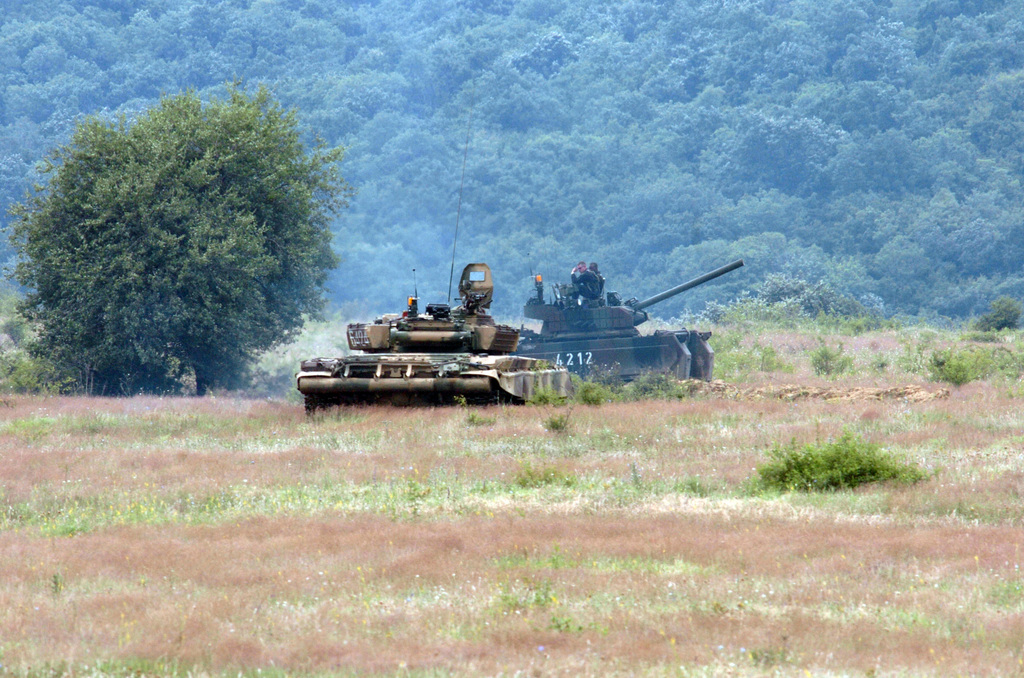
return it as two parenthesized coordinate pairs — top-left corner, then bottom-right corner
(447, 82), (475, 303)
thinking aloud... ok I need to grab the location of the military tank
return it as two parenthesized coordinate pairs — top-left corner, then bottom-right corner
(297, 263), (574, 411)
(516, 259), (744, 381)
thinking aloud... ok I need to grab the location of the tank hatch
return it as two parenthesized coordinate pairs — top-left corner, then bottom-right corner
(458, 263), (493, 314)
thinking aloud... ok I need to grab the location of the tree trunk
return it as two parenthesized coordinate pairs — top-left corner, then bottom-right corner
(195, 367), (210, 397)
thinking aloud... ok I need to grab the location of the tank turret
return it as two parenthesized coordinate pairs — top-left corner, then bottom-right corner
(344, 263), (521, 355)
(517, 259), (744, 381)
(297, 263), (574, 411)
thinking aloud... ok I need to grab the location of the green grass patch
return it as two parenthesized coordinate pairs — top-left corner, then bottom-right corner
(513, 461), (576, 488)
(673, 476), (721, 497)
(0, 659), (229, 678)
(714, 335), (794, 379)
(494, 578), (558, 611)
(988, 580), (1024, 609)
(754, 431), (927, 492)
(465, 410), (497, 426)
(494, 548), (714, 576)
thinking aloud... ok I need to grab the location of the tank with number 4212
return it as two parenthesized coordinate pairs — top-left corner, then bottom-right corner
(296, 263), (574, 411)
(516, 259), (744, 381)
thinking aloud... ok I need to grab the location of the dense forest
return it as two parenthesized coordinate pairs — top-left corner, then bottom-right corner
(2, 0), (1023, 320)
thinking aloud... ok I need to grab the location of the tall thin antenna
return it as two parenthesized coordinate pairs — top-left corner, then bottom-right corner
(447, 83), (475, 304)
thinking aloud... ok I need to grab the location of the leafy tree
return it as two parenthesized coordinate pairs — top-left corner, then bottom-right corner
(973, 296), (1023, 332)
(9, 85), (351, 395)
(5, 0), (1024, 321)
(757, 274), (867, 318)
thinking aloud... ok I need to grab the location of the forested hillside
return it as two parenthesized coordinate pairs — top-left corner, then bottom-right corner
(2, 0), (1023, 319)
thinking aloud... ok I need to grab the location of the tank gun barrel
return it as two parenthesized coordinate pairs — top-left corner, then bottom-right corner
(633, 259), (744, 311)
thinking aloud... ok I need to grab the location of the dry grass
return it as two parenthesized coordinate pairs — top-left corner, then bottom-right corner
(2, 342), (1024, 675)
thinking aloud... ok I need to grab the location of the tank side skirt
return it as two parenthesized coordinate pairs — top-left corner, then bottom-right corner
(297, 364), (574, 404)
(516, 332), (705, 379)
(298, 376), (494, 395)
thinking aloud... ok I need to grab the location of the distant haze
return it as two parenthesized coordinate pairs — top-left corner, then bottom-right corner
(2, 0), (1022, 318)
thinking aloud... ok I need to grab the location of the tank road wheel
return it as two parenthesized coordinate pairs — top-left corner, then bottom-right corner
(304, 394), (341, 414)
(498, 391), (525, 405)
(382, 392), (416, 407)
(304, 394), (321, 415)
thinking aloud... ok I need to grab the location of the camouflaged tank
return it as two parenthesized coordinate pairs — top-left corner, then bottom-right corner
(517, 259), (744, 381)
(297, 263), (574, 411)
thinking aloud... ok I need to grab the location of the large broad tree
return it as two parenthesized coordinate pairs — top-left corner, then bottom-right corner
(9, 85), (352, 395)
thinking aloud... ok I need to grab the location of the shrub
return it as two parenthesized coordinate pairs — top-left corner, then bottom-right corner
(0, 286), (29, 347)
(703, 296), (805, 325)
(809, 341), (853, 376)
(715, 339), (793, 379)
(0, 315), (30, 347)
(543, 411), (571, 432)
(574, 380), (617, 405)
(990, 346), (1024, 379)
(496, 578), (557, 611)
(621, 372), (694, 400)
(758, 274), (868, 317)
(753, 344), (788, 372)
(928, 347), (992, 385)
(704, 276), (882, 328)
(0, 351), (71, 394)
(831, 313), (898, 335)
(528, 387), (568, 405)
(755, 431), (927, 492)
(514, 462), (575, 488)
(465, 411), (496, 426)
(674, 476), (717, 497)
(961, 330), (1002, 343)
(927, 344), (1024, 385)
(973, 296), (1022, 332)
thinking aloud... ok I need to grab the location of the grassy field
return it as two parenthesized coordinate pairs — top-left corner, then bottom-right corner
(2, 325), (1024, 676)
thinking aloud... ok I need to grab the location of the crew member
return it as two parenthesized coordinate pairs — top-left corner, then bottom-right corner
(570, 261), (587, 284)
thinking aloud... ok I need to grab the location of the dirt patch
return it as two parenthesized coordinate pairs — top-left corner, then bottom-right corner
(696, 380), (950, 403)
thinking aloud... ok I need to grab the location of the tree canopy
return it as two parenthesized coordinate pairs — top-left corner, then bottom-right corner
(9, 85), (351, 394)
(2, 0), (1024, 320)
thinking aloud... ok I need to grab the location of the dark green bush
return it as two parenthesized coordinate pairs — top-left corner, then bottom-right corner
(527, 387), (568, 405)
(831, 314), (899, 335)
(755, 431), (927, 492)
(757, 274), (868, 318)
(928, 345), (1024, 385)
(809, 341), (853, 376)
(961, 330), (1002, 343)
(0, 351), (70, 394)
(542, 411), (571, 432)
(973, 297), (1022, 332)
(622, 372), (696, 400)
(928, 347), (991, 385)
(574, 380), (617, 405)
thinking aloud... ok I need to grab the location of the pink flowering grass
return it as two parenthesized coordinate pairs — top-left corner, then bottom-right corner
(0, 372), (1022, 675)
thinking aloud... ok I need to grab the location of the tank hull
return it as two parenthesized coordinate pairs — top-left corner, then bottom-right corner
(297, 353), (574, 411)
(515, 329), (714, 381)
